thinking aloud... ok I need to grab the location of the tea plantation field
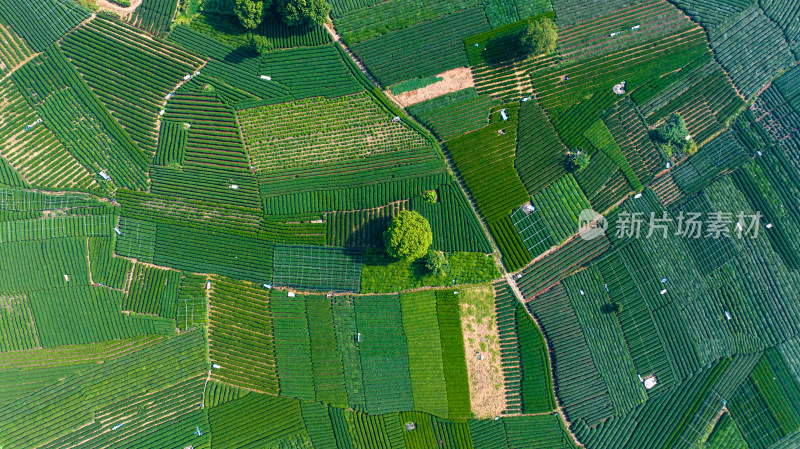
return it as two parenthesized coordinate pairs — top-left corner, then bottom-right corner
(0, 0), (798, 446)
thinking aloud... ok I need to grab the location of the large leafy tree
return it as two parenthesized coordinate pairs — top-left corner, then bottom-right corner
(234, 0), (271, 30)
(519, 17), (558, 59)
(383, 211), (433, 261)
(656, 114), (689, 144)
(567, 150), (590, 172)
(277, 0), (330, 27)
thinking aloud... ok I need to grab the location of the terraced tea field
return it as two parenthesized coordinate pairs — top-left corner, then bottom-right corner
(0, 0), (797, 447)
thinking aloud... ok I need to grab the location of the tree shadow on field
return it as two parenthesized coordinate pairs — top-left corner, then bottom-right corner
(600, 303), (616, 314)
(224, 48), (260, 64)
(361, 247), (394, 267)
(360, 248), (430, 280)
(482, 32), (524, 68)
(409, 257), (430, 279)
(343, 216), (392, 248)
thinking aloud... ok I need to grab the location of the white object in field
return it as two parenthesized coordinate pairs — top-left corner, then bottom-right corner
(392, 116), (400, 123)
(634, 193), (643, 199)
(766, 223), (773, 229)
(660, 289), (667, 295)
(630, 25), (641, 30)
(521, 96), (531, 102)
(262, 284), (272, 289)
(474, 43), (479, 47)
(604, 283), (610, 292)
(64, 274), (69, 282)
(478, 354), (483, 360)
(662, 278), (668, 283)
(523, 203), (536, 214)
(579, 289), (585, 295)
(357, 332), (361, 342)
(184, 74), (192, 81)
(24, 118), (42, 131)
(327, 293), (332, 298)
(194, 70), (201, 76)
(260, 75), (272, 80)
(666, 162), (671, 169)
(454, 291), (459, 295)
(288, 291), (296, 297)
(613, 81), (626, 95)
(643, 375), (657, 389)
(610, 32), (619, 37)
(756, 150), (763, 156)
(736, 222), (743, 231)
(165, 93), (173, 100)
(500, 109), (508, 121)
(685, 134), (692, 141)
(114, 226), (121, 235)
(212, 363), (221, 369)
(229, 184), (239, 190)
(99, 171), (111, 181)
(206, 281), (211, 290)
(725, 311), (732, 320)
(112, 422), (124, 430)
(514, 273), (522, 280)
(405, 422), (416, 431)
(160, 110), (165, 116)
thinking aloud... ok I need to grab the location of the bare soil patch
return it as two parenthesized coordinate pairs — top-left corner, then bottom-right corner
(389, 67), (475, 108)
(459, 285), (507, 418)
(93, 0), (142, 19)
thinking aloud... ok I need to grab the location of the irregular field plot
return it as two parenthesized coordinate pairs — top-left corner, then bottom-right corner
(238, 93), (431, 172)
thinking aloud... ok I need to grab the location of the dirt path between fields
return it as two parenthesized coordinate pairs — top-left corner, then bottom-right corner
(324, 22), (383, 89)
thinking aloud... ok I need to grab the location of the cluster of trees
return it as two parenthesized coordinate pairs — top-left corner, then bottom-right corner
(233, 0), (329, 30)
(653, 114), (695, 157)
(383, 210), (449, 277)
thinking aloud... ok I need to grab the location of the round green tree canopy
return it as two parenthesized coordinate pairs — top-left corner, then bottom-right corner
(277, 0), (331, 27)
(233, 0), (268, 30)
(656, 114), (689, 144)
(519, 17), (558, 59)
(384, 210), (433, 260)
